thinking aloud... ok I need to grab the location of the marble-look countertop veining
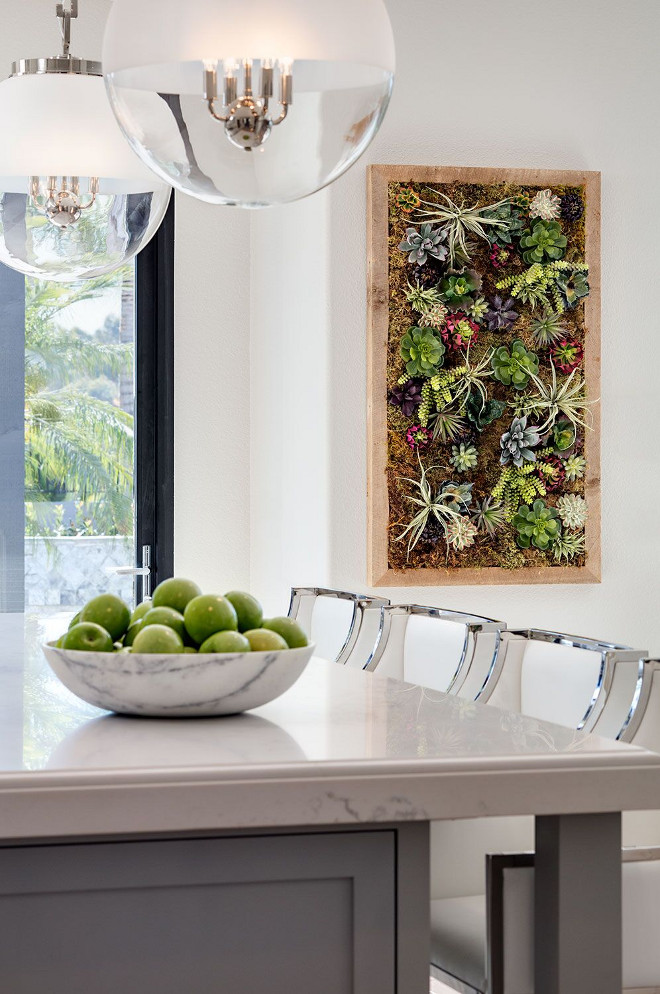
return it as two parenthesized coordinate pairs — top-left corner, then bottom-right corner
(1, 615), (659, 840)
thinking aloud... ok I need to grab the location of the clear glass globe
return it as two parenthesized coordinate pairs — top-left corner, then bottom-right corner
(105, 59), (393, 207)
(0, 181), (171, 281)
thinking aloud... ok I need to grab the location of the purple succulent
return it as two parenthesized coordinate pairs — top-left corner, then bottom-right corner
(485, 295), (519, 332)
(389, 379), (423, 417)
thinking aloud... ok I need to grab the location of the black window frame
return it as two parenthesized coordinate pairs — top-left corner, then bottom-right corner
(135, 196), (175, 600)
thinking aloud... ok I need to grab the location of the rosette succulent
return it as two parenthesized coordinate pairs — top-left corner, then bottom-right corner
(557, 494), (588, 530)
(399, 223), (449, 266)
(442, 312), (480, 350)
(500, 416), (541, 468)
(484, 295), (519, 332)
(491, 340), (539, 390)
(445, 516), (479, 552)
(563, 454), (586, 481)
(400, 327), (446, 376)
(556, 268), (590, 309)
(418, 302), (449, 331)
(465, 393), (506, 431)
(450, 443), (479, 473)
(529, 189), (561, 221)
(466, 295), (489, 322)
(406, 425), (433, 451)
(530, 309), (567, 347)
(512, 499), (561, 550)
(520, 220), (567, 264)
(482, 202), (526, 246)
(396, 187), (421, 213)
(552, 417), (577, 453)
(550, 338), (584, 374)
(389, 378), (424, 417)
(440, 271), (481, 310)
(440, 481), (474, 512)
(537, 455), (566, 493)
(560, 191), (584, 223)
(490, 244), (516, 268)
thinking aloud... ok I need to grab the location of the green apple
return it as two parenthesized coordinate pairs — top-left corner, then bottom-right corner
(63, 622), (114, 653)
(262, 617), (309, 649)
(183, 595), (238, 645)
(80, 594), (131, 641)
(131, 624), (184, 654)
(68, 611), (81, 630)
(152, 577), (202, 614)
(142, 606), (187, 642)
(130, 599), (153, 624)
(123, 619), (146, 647)
(243, 629), (288, 652)
(183, 646), (198, 654)
(200, 631), (251, 654)
(224, 591), (263, 633)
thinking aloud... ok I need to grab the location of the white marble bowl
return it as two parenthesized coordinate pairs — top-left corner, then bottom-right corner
(42, 643), (315, 718)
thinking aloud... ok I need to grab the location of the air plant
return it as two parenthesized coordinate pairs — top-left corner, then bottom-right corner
(563, 453), (586, 481)
(517, 364), (595, 435)
(450, 443), (479, 473)
(445, 516), (479, 552)
(529, 309), (567, 348)
(428, 408), (468, 443)
(471, 497), (507, 537)
(529, 189), (561, 221)
(512, 499), (562, 551)
(552, 531), (586, 562)
(413, 191), (514, 266)
(388, 378), (424, 418)
(396, 458), (463, 556)
(398, 223), (449, 266)
(557, 494), (588, 530)
(404, 279), (443, 313)
(499, 416), (541, 468)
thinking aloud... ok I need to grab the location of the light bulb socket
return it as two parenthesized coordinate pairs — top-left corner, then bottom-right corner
(11, 56), (102, 78)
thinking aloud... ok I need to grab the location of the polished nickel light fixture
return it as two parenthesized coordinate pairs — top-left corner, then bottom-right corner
(102, 0), (396, 208)
(0, 0), (171, 281)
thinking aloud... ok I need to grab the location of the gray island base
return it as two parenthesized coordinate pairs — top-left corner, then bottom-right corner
(1, 657), (658, 993)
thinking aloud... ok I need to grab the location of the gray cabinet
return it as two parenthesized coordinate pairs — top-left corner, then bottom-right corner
(0, 828), (427, 993)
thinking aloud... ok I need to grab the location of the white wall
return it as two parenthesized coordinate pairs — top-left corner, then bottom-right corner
(250, 0), (660, 650)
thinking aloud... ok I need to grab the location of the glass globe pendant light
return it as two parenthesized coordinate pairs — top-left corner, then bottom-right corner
(0, 1), (171, 282)
(102, 0), (395, 208)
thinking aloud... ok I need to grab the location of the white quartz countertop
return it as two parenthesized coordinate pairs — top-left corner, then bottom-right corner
(1, 636), (660, 839)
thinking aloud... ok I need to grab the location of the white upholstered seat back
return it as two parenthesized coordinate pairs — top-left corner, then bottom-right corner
(519, 640), (602, 728)
(403, 614), (467, 691)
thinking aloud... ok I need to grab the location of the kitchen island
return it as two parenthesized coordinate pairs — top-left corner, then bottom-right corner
(1, 645), (659, 994)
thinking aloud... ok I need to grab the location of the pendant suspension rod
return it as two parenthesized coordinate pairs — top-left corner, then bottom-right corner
(56, 0), (79, 58)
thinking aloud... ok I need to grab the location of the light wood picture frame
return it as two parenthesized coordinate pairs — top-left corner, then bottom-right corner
(367, 165), (601, 586)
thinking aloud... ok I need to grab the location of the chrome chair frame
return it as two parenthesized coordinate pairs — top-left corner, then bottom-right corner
(498, 628), (646, 735)
(618, 657), (660, 744)
(287, 587), (390, 666)
(364, 603), (506, 700)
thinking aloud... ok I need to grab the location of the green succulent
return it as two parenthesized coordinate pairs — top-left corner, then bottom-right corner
(450, 443), (479, 473)
(492, 464), (548, 521)
(400, 326), (446, 377)
(399, 223), (449, 266)
(466, 295), (489, 322)
(418, 302), (448, 330)
(445, 515), (479, 551)
(440, 481), (474, 512)
(465, 393), (506, 431)
(557, 494), (588, 530)
(556, 269), (590, 309)
(519, 220), (568, 264)
(482, 202), (526, 246)
(491, 340), (539, 391)
(529, 310), (568, 348)
(563, 454), (586, 481)
(440, 271), (481, 310)
(500, 416), (541, 468)
(512, 499), (561, 551)
(552, 531), (586, 562)
(552, 418), (577, 452)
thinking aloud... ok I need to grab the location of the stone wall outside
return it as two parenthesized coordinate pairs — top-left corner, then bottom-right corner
(25, 536), (134, 609)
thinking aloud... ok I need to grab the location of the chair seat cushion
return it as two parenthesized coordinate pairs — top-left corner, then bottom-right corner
(430, 895), (487, 993)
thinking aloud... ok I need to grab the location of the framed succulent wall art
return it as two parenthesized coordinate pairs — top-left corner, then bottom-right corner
(367, 166), (601, 586)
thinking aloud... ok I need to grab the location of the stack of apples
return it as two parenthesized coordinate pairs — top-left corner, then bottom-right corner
(58, 578), (308, 655)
